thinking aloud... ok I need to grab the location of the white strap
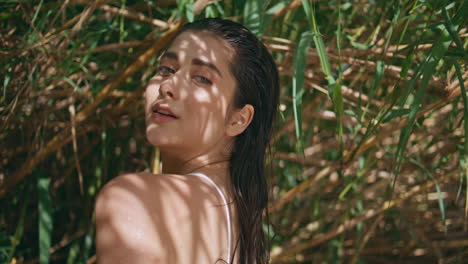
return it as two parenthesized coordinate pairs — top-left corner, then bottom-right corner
(188, 173), (232, 263)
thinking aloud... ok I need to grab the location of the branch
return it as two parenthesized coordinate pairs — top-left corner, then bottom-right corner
(0, 24), (181, 198)
(270, 169), (458, 262)
(268, 83), (465, 213)
(98, 5), (169, 29)
(0, 0), (212, 197)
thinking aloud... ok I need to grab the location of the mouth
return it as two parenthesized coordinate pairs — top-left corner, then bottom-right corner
(151, 104), (178, 121)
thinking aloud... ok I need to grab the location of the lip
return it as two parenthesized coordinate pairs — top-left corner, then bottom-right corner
(150, 103), (178, 123)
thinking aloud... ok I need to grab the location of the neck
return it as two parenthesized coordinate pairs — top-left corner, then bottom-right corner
(160, 151), (232, 193)
(160, 151), (230, 176)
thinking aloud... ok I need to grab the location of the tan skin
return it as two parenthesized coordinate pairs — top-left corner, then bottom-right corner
(95, 31), (254, 263)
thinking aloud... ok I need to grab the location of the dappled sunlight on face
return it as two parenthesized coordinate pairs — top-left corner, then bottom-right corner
(144, 31), (236, 160)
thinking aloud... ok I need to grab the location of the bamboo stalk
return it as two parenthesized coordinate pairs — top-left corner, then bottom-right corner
(98, 5), (169, 29)
(0, 24), (181, 197)
(268, 82), (465, 213)
(350, 214), (383, 264)
(0, 0), (213, 197)
(270, 169), (458, 262)
(0, 123), (98, 196)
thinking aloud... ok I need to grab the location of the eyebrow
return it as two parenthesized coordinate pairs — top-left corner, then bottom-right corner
(160, 51), (178, 61)
(160, 51), (223, 77)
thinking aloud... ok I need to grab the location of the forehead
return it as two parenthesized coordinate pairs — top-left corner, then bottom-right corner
(166, 31), (234, 71)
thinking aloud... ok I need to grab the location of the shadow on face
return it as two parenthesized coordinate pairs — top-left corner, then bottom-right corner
(144, 30), (238, 161)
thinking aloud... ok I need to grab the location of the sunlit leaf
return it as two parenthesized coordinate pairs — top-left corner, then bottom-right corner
(243, 0), (265, 37)
(39, 174), (53, 264)
(292, 31), (313, 151)
(393, 24), (452, 184)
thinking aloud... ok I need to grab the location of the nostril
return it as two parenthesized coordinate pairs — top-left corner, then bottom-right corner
(159, 83), (175, 98)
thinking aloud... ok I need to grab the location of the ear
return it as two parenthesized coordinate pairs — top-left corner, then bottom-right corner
(226, 104), (254, 137)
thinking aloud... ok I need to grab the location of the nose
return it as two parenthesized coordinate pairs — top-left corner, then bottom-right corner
(158, 75), (179, 99)
(159, 82), (174, 98)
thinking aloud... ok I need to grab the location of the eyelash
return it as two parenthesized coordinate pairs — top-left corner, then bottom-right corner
(157, 65), (212, 85)
(194, 75), (212, 85)
(157, 66), (175, 75)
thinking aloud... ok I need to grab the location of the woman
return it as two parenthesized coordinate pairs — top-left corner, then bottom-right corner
(95, 18), (279, 264)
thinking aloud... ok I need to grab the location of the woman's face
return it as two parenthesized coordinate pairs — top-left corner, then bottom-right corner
(145, 30), (237, 157)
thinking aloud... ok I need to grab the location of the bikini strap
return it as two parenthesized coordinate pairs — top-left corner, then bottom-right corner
(187, 173), (232, 264)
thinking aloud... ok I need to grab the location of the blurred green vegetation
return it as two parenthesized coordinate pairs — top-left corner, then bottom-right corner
(0, 0), (467, 263)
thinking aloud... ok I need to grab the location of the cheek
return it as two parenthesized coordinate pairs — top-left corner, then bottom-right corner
(190, 88), (230, 121)
(192, 88), (211, 103)
(145, 83), (159, 107)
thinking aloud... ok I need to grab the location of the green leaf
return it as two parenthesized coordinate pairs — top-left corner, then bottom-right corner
(185, 3), (195, 22)
(339, 182), (354, 200)
(453, 59), (468, 218)
(369, 60), (384, 102)
(31, 0), (44, 27)
(349, 40), (372, 50)
(301, 0), (312, 28)
(313, 32), (333, 82)
(344, 109), (356, 117)
(393, 24), (452, 185)
(331, 82), (344, 149)
(0, 12), (13, 21)
(39, 175), (53, 264)
(452, 0), (468, 25)
(409, 158), (447, 233)
(382, 109), (411, 123)
(266, 1), (288, 15)
(442, 7), (467, 58)
(302, 0), (342, 149)
(5, 194), (27, 262)
(292, 31), (314, 149)
(66, 241), (80, 264)
(81, 227), (94, 261)
(243, 0), (265, 37)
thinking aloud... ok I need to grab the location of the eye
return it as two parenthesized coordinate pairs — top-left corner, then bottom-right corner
(193, 75), (212, 85)
(157, 66), (175, 76)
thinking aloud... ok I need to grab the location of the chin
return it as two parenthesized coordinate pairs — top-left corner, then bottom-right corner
(146, 127), (180, 148)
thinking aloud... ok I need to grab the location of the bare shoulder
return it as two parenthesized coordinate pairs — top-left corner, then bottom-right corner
(95, 172), (231, 263)
(96, 172), (225, 214)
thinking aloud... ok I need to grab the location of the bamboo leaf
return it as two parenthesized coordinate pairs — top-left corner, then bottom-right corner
(313, 32), (333, 82)
(266, 1), (288, 15)
(1, 67), (10, 104)
(5, 195), (27, 262)
(442, 5), (467, 58)
(393, 24), (452, 184)
(292, 31), (314, 150)
(300, 0), (312, 27)
(66, 241), (80, 264)
(382, 109), (411, 123)
(186, 3), (195, 22)
(304, 3), (342, 149)
(81, 229), (94, 262)
(243, 0), (265, 37)
(409, 157), (447, 233)
(331, 81), (344, 150)
(452, 0), (468, 25)
(453, 59), (468, 218)
(369, 60), (384, 103)
(31, 0), (44, 26)
(38, 173), (53, 264)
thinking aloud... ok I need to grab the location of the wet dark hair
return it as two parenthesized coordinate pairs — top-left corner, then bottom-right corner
(177, 18), (279, 263)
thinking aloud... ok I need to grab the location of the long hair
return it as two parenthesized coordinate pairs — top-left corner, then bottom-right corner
(177, 18), (280, 264)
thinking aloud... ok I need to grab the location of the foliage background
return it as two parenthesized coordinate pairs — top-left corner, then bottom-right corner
(0, 0), (467, 263)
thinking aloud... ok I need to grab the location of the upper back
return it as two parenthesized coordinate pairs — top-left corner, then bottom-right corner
(95, 172), (237, 264)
